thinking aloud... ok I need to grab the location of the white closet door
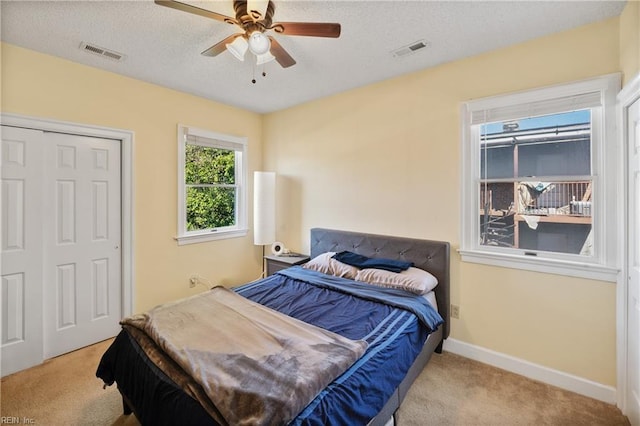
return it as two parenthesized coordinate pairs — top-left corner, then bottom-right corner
(43, 133), (121, 358)
(627, 97), (640, 426)
(1, 127), (45, 376)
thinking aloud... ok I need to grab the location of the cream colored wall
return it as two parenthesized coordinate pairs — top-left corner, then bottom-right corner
(620, 0), (640, 84)
(264, 18), (620, 385)
(1, 43), (264, 313)
(0, 12), (626, 386)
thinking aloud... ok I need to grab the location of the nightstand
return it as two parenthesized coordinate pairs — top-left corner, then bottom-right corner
(264, 254), (310, 277)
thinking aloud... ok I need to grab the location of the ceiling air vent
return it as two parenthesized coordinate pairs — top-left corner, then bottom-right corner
(391, 39), (430, 58)
(79, 42), (125, 62)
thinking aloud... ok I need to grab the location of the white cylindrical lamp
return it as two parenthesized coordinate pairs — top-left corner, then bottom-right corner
(253, 171), (276, 246)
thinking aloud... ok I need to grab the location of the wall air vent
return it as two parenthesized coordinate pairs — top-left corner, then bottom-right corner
(391, 39), (431, 58)
(79, 42), (125, 62)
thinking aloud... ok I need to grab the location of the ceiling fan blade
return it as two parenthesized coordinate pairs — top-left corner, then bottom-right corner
(268, 36), (296, 68)
(270, 22), (341, 38)
(201, 34), (241, 57)
(155, 0), (238, 26)
(247, 0), (269, 20)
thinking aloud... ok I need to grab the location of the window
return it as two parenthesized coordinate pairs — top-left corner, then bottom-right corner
(460, 74), (620, 281)
(176, 125), (247, 245)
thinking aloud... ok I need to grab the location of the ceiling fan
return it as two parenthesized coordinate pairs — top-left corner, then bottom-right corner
(155, 0), (341, 69)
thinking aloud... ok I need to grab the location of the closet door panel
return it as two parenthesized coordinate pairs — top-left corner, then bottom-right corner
(1, 126), (44, 377)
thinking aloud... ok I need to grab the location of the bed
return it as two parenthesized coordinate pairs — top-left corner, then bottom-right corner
(96, 228), (450, 425)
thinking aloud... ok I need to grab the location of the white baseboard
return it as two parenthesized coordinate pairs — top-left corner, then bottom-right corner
(443, 338), (617, 404)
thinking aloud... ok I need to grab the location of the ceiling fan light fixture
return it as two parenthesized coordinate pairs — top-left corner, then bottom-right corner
(156, 0), (342, 70)
(247, 31), (271, 55)
(256, 50), (276, 65)
(226, 36), (248, 61)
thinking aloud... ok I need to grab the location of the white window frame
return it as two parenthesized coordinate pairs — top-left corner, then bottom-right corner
(176, 124), (248, 245)
(459, 74), (621, 281)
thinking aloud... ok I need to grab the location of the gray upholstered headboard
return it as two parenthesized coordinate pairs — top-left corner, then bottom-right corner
(310, 228), (450, 339)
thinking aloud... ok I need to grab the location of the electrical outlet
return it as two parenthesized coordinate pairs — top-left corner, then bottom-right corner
(189, 275), (198, 288)
(451, 304), (460, 319)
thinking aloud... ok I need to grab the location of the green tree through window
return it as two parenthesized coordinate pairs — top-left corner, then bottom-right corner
(185, 144), (236, 231)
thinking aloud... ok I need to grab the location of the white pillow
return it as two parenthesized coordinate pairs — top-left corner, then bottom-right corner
(355, 267), (438, 295)
(302, 252), (359, 279)
(302, 252), (334, 275)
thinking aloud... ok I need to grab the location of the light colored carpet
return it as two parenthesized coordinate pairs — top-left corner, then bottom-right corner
(0, 339), (630, 425)
(0, 339), (138, 426)
(397, 352), (630, 426)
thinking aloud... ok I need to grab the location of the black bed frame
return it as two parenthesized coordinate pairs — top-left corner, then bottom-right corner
(309, 228), (450, 425)
(105, 228), (450, 425)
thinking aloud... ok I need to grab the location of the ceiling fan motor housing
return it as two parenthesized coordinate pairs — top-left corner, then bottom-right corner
(234, 0), (275, 29)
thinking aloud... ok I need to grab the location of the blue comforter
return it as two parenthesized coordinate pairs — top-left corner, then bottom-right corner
(234, 267), (443, 424)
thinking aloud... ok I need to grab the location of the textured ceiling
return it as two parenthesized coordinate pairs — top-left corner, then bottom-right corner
(0, 0), (626, 114)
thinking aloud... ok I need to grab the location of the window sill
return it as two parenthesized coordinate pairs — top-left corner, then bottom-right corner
(458, 249), (619, 282)
(175, 228), (248, 246)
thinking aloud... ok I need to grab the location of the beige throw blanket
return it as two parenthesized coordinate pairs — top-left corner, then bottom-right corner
(122, 286), (368, 426)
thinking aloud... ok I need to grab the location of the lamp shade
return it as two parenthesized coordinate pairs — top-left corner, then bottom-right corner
(247, 31), (271, 55)
(253, 171), (276, 245)
(256, 50), (276, 65)
(226, 36), (248, 61)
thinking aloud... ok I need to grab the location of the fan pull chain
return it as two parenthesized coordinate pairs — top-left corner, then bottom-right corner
(251, 64), (268, 84)
(252, 61), (256, 84)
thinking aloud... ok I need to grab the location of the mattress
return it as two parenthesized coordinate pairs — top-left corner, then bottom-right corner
(236, 267), (442, 424)
(97, 267), (443, 425)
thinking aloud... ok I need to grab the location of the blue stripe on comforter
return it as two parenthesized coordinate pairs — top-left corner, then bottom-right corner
(234, 267), (443, 424)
